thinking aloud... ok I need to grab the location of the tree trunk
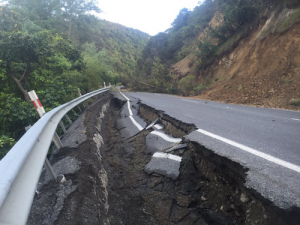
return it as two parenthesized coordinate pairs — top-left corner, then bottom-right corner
(9, 71), (30, 103)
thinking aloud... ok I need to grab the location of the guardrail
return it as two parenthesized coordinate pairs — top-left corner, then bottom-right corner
(0, 87), (111, 225)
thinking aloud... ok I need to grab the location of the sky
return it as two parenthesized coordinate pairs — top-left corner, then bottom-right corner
(96, 0), (202, 36)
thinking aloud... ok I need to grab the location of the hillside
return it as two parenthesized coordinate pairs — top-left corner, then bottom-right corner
(0, 0), (149, 158)
(134, 0), (300, 110)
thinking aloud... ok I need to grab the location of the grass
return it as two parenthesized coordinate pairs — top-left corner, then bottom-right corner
(276, 9), (300, 33)
(238, 84), (243, 91)
(289, 98), (300, 107)
(282, 77), (293, 84)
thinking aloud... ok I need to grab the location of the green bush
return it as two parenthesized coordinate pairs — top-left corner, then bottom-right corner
(193, 84), (206, 95)
(178, 75), (196, 96)
(0, 135), (16, 159)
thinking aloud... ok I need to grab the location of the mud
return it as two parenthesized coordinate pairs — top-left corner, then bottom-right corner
(28, 95), (299, 225)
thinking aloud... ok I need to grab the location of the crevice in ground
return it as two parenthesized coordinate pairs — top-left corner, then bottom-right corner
(28, 94), (299, 225)
(135, 99), (300, 225)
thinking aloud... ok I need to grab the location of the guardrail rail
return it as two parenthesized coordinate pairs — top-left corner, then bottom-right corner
(0, 87), (111, 225)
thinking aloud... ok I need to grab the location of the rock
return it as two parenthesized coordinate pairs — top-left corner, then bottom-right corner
(150, 177), (162, 188)
(201, 196), (207, 201)
(154, 199), (172, 222)
(240, 193), (249, 203)
(176, 194), (193, 207)
(171, 206), (190, 222)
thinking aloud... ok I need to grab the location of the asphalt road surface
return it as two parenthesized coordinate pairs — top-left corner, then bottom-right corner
(115, 91), (300, 209)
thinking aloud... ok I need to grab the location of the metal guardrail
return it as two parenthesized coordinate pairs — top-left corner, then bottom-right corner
(0, 87), (111, 225)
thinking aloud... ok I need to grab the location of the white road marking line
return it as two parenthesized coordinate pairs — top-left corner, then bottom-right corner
(151, 130), (182, 143)
(292, 118), (300, 121)
(153, 152), (182, 162)
(129, 116), (143, 131)
(196, 128), (300, 173)
(154, 124), (164, 130)
(119, 92), (133, 116)
(119, 91), (143, 131)
(181, 99), (199, 103)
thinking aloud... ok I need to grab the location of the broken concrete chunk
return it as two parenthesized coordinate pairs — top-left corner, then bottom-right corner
(144, 152), (182, 180)
(154, 123), (164, 130)
(145, 131), (182, 154)
(145, 118), (159, 130)
(166, 143), (188, 153)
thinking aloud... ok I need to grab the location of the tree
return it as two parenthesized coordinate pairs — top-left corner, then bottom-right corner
(151, 57), (169, 92)
(60, 0), (101, 38)
(178, 75), (196, 96)
(0, 31), (53, 102)
(171, 8), (191, 31)
(197, 40), (217, 64)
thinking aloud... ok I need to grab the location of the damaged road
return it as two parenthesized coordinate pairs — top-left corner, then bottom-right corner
(27, 91), (300, 225)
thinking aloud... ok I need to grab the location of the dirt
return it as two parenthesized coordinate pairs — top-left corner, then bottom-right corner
(173, 19), (300, 110)
(28, 95), (299, 224)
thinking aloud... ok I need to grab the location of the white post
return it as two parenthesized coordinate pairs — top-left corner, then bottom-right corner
(104, 82), (106, 88)
(28, 90), (61, 180)
(28, 90), (46, 117)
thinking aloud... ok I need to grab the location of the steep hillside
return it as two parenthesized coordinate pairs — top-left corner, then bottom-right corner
(134, 0), (300, 110)
(69, 16), (150, 76)
(193, 19), (300, 110)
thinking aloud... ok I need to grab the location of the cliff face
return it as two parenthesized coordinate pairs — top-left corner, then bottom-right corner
(174, 7), (300, 110)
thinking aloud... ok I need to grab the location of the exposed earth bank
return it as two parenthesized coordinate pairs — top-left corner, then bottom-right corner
(174, 17), (300, 111)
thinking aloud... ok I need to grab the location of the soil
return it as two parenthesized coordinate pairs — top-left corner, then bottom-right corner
(174, 20), (300, 111)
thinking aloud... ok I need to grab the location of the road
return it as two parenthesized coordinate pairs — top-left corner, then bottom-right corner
(114, 91), (300, 209)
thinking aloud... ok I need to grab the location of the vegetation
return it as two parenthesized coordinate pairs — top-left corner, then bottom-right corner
(289, 99), (300, 107)
(0, 0), (148, 159)
(133, 0), (264, 94)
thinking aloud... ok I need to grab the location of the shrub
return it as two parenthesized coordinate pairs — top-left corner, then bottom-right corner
(0, 135), (15, 159)
(178, 75), (196, 96)
(193, 84), (206, 95)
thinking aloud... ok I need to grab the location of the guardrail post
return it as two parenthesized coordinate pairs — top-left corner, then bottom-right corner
(59, 121), (67, 134)
(28, 90), (60, 179)
(44, 158), (57, 180)
(78, 105), (82, 112)
(78, 88), (87, 108)
(25, 125), (59, 180)
(53, 132), (63, 149)
(65, 114), (72, 125)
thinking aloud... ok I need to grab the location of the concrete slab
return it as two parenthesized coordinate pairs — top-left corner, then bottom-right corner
(166, 144), (188, 153)
(146, 130), (181, 154)
(144, 152), (182, 180)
